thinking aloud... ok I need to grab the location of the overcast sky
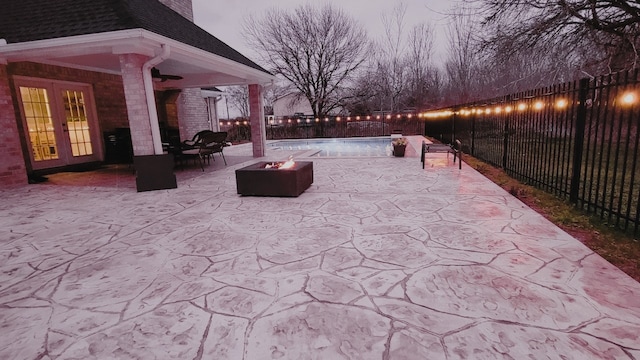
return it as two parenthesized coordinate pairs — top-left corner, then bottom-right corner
(192, 0), (456, 65)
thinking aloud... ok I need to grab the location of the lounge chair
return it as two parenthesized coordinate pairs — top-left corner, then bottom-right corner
(421, 139), (462, 169)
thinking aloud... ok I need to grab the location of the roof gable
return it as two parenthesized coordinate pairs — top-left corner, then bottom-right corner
(0, 0), (269, 74)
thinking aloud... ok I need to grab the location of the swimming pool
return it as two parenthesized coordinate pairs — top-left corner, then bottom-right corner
(267, 137), (394, 157)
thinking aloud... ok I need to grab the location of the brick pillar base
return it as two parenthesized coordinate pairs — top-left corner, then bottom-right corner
(119, 54), (176, 191)
(0, 64), (28, 187)
(249, 84), (266, 157)
(119, 54), (155, 156)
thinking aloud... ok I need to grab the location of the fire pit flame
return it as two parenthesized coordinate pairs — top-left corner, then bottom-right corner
(264, 156), (296, 169)
(280, 157), (295, 169)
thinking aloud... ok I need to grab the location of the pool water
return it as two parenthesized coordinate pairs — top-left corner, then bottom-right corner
(267, 137), (393, 157)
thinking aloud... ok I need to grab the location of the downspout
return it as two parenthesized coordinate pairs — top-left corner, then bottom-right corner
(142, 44), (170, 155)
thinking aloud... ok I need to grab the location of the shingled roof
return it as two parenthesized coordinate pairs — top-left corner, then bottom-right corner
(0, 0), (269, 74)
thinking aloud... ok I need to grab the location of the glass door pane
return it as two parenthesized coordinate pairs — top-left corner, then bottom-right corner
(62, 89), (93, 157)
(19, 87), (59, 162)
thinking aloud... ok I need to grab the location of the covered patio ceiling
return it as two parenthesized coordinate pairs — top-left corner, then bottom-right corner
(0, 29), (275, 88)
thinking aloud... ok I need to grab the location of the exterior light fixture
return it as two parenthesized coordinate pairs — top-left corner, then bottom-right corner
(517, 103), (527, 111)
(534, 101), (544, 110)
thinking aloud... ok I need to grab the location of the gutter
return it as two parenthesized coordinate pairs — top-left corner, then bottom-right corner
(142, 44), (170, 155)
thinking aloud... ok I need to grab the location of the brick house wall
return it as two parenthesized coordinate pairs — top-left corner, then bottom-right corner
(0, 64), (28, 186)
(8, 62), (128, 132)
(158, 0), (209, 141)
(177, 88), (210, 140)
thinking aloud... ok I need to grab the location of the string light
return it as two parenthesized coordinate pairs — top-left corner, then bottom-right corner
(621, 92), (637, 105)
(556, 99), (568, 109)
(222, 94), (637, 128)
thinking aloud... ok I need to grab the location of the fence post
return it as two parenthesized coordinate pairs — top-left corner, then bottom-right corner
(570, 78), (590, 203)
(471, 112), (476, 156)
(502, 115), (509, 169)
(451, 110), (456, 144)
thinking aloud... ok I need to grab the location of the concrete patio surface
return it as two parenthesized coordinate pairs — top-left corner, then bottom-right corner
(1, 137), (640, 359)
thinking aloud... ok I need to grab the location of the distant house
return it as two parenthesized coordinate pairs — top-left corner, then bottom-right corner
(273, 93), (313, 117)
(0, 0), (274, 190)
(272, 93), (347, 118)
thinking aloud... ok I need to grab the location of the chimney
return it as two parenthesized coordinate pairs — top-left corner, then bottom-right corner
(158, 0), (194, 22)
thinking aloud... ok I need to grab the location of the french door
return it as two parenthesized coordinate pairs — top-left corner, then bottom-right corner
(15, 78), (102, 170)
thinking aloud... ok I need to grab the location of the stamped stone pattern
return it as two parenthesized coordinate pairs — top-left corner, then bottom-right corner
(1, 143), (640, 359)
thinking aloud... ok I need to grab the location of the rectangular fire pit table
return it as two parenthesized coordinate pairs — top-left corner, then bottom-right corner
(236, 161), (313, 197)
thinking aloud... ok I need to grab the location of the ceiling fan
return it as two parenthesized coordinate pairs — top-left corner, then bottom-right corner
(151, 67), (183, 82)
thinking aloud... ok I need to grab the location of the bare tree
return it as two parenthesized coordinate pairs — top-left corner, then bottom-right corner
(444, 5), (482, 104)
(377, 3), (409, 112)
(406, 23), (440, 108)
(468, 0), (640, 71)
(226, 86), (249, 119)
(356, 3), (439, 112)
(243, 4), (369, 118)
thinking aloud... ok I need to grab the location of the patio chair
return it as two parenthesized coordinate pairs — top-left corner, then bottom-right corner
(181, 130), (214, 150)
(199, 131), (228, 166)
(421, 139), (462, 169)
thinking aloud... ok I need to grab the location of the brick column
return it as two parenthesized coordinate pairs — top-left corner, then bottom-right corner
(248, 84), (266, 157)
(0, 64), (28, 187)
(177, 88), (209, 141)
(119, 54), (154, 156)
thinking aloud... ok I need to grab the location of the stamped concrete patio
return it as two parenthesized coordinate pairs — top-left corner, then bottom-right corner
(1, 137), (640, 359)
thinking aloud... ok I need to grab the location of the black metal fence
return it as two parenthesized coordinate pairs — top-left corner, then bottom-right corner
(425, 69), (640, 237)
(220, 115), (425, 143)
